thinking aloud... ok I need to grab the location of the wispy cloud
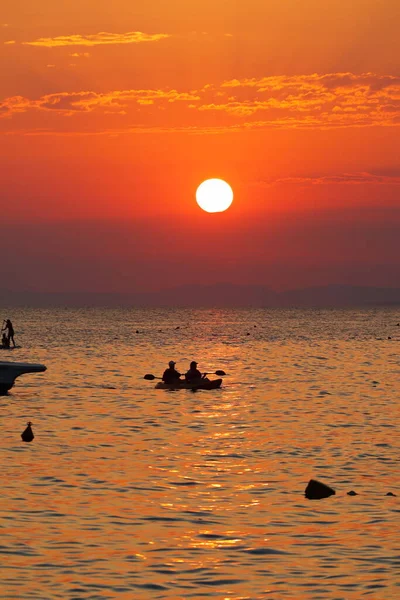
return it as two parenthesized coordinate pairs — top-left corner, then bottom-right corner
(0, 89), (199, 118)
(1, 73), (399, 133)
(195, 73), (400, 128)
(257, 172), (400, 186)
(21, 31), (170, 47)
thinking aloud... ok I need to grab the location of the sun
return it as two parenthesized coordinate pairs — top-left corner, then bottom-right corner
(196, 179), (233, 213)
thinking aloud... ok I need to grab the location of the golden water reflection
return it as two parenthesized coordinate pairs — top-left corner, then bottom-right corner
(1, 307), (399, 599)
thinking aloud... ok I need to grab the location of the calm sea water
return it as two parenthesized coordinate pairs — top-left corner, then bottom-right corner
(0, 307), (399, 599)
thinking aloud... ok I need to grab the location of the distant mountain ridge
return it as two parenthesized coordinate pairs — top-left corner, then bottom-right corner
(1, 284), (400, 308)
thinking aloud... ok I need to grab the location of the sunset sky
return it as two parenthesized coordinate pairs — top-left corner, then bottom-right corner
(1, 1), (399, 295)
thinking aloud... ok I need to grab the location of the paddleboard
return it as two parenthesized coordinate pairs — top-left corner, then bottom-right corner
(0, 345), (22, 350)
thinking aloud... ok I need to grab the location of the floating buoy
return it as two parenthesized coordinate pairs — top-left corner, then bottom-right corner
(21, 422), (34, 443)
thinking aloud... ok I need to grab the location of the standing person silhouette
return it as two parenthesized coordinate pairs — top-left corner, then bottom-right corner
(2, 319), (16, 347)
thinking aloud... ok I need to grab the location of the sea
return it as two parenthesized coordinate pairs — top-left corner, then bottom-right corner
(0, 307), (399, 600)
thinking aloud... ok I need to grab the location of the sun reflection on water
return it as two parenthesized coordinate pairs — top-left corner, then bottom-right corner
(1, 307), (399, 599)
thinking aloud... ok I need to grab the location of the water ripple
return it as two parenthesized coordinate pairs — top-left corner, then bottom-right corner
(1, 307), (399, 599)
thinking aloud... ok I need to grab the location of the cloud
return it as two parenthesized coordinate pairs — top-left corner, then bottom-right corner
(0, 89), (200, 118)
(20, 31), (170, 47)
(255, 172), (400, 187)
(195, 73), (400, 128)
(0, 72), (399, 132)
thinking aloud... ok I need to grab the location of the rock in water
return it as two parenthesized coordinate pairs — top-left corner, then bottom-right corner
(21, 422), (34, 443)
(305, 479), (335, 500)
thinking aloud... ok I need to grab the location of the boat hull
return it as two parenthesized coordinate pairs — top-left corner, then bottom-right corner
(0, 361), (47, 395)
(155, 378), (222, 391)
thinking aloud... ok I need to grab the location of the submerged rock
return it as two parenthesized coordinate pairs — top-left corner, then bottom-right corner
(305, 479), (335, 500)
(347, 490), (358, 496)
(386, 492), (396, 497)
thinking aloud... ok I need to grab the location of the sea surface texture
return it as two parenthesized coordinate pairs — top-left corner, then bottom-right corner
(0, 307), (399, 599)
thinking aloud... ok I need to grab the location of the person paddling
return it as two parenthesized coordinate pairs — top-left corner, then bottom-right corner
(2, 319), (16, 348)
(162, 360), (182, 384)
(185, 361), (204, 384)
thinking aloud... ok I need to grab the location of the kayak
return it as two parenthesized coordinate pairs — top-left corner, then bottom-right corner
(155, 378), (222, 391)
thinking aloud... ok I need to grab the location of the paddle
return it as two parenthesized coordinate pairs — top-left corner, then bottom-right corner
(202, 370), (226, 377)
(144, 370), (226, 381)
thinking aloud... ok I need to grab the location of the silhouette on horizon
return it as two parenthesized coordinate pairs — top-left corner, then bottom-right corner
(2, 319), (16, 348)
(1, 332), (10, 348)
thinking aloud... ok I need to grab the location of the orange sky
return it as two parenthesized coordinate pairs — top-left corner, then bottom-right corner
(1, 1), (399, 294)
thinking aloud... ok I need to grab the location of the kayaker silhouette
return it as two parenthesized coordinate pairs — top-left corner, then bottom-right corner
(185, 361), (203, 383)
(162, 361), (182, 384)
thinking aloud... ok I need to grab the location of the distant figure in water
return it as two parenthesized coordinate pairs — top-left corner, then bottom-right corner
(2, 319), (15, 347)
(185, 361), (203, 384)
(162, 360), (181, 384)
(1, 332), (10, 348)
